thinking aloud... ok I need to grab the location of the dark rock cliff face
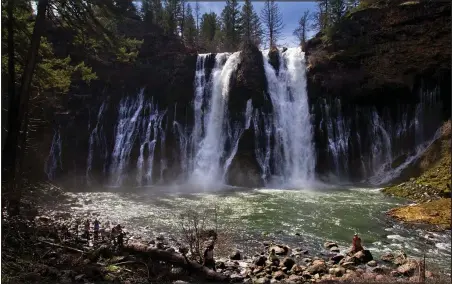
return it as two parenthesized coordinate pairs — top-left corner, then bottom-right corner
(305, 1), (450, 109)
(305, 1), (451, 181)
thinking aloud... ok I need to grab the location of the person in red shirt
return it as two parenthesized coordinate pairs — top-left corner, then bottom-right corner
(350, 233), (364, 254)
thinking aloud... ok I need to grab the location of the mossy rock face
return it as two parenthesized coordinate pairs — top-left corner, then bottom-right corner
(382, 120), (451, 201)
(387, 198), (451, 230)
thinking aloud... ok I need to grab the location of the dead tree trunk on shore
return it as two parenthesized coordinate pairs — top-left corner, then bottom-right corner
(123, 243), (228, 282)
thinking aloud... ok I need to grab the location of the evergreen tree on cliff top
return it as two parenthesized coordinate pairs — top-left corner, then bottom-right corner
(260, 0), (284, 49)
(221, 0), (241, 51)
(142, 0), (164, 28)
(239, 0), (263, 46)
(183, 3), (197, 47)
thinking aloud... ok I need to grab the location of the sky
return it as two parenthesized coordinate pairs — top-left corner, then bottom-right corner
(189, 1), (318, 48)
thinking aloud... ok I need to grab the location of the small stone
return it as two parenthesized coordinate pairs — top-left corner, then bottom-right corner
(254, 278), (270, 284)
(367, 260), (377, 267)
(282, 257), (296, 270)
(397, 259), (418, 276)
(254, 256), (267, 266)
(342, 262), (356, 269)
(323, 241), (338, 249)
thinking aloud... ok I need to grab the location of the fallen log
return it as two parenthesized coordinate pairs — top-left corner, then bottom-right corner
(124, 243), (228, 282)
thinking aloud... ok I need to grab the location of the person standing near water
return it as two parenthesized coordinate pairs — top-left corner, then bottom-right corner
(93, 219), (100, 240)
(203, 242), (216, 271)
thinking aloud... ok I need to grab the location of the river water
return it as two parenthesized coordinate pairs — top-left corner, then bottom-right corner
(47, 186), (451, 274)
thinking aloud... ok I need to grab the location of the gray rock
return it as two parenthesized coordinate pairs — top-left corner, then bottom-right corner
(324, 241), (338, 249)
(273, 270), (286, 280)
(353, 250), (373, 264)
(269, 245), (286, 255)
(342, 261), (356, 269)
(230, 273), (245, 282)
(306, 260), (327, 274)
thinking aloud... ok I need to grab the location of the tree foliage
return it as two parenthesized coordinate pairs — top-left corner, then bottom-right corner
(293, 10), (311, 47)
(239, 0), (262, 46)
(260, 0), (284, 49)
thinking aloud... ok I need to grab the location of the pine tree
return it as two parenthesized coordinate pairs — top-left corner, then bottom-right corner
(293, 10), (311, 47)
(163, 0), (180, 36)
(183, 3), (197, 46)
(221, 0), (241, 51)
(142, 0), (164, 27)
(329, 0), (346, 24)
(200, 12), (220, 52)
(239, 0), (262, 46)
(260, 0), (284, 49)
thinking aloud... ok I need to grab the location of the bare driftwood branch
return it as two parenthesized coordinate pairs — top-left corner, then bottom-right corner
(123, 243), (228, 282)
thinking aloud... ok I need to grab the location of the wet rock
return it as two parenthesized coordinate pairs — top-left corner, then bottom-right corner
(156, 235), (165, 241)
(353, 250), (373, 264)
(173, 281), (190, 284)
(301, 257), (312, 264)
(273, 270), (286, 280)
(397, 259), (418, 276)
(230, 250), (242, 260)
(282, 257), (295, 270)
(330, 254), (344, 264)
(323, 241), (338, 249)
(367, 260), (377, 267)
(75, 274), (85, 281)
(390, 270), (402, 277)
(166, 247), (175, 253)
(375, 274), (385, 281)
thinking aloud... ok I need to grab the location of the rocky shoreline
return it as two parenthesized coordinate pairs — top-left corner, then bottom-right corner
(3, 207), (448, 284)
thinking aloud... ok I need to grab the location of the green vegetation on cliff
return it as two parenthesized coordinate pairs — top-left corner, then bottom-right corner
(383, 121), (451, 230)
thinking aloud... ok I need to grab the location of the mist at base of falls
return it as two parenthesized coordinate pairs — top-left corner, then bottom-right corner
(45, 47), (446, 190)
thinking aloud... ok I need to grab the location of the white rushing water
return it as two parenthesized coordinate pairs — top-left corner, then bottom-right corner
(86, 101), (107, 185)
(190, 52), (241, 188)
(44, 127), (62, 180)
(262, 47), (316, 187)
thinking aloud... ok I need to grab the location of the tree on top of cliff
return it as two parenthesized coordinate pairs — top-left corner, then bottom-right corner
(183, 3), (197, 47)
(260, 0), (284, 49)
(239, 0), (263, 47)
(293, 10), (311, 48)
(221, 0), (241, 52)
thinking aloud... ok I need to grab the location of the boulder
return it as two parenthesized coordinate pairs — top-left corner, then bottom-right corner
(254, 256), (267, 266)
(230, 250), (242, 260)
(290, 265), (304, 275)
(282, 257), (296, 270)
(341, 262), (356, 270)
(353, 250), (373, 264)
(230, 273), (245, 282)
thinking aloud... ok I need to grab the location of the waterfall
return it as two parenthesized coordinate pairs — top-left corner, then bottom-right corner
(136, 100), (166, 186)
(190, 52), (241, 187)
(86, 101), (107, 184)
(262, 47), (316, 186)
(109, 89), (146, 186)
(44, 127), (62, 180)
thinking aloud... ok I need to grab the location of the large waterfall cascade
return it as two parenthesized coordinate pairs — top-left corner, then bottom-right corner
(46, 47), (446, 188)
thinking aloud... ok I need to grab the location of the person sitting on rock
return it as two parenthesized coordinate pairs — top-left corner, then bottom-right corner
(349, 233), (364, 255)
(203, 242), (216, 271)
(268, 248), (279, 266)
